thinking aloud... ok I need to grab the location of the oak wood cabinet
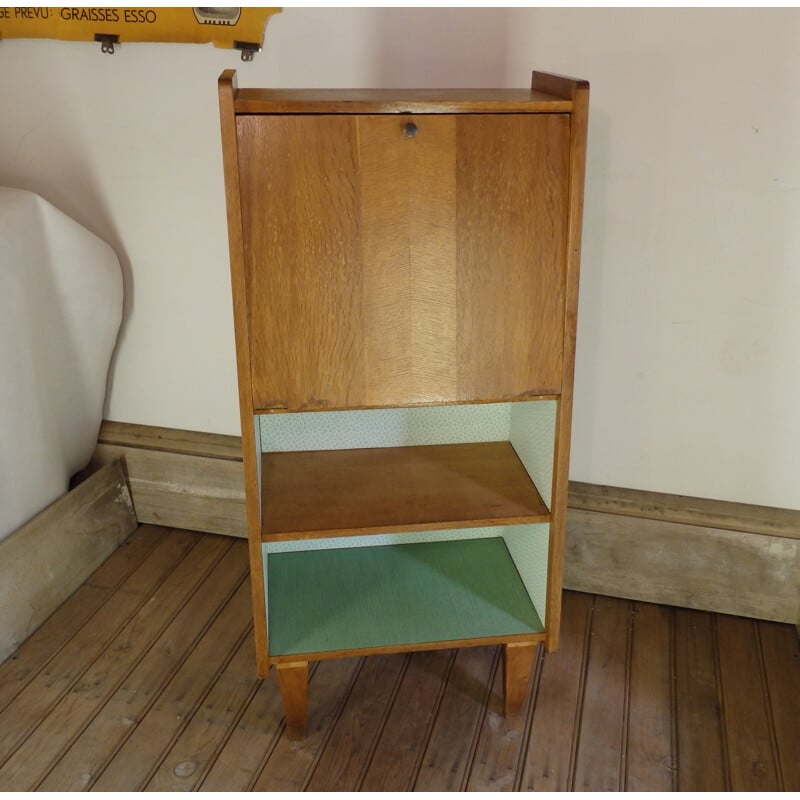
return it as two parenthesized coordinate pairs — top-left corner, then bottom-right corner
(219, 70), (589, 736)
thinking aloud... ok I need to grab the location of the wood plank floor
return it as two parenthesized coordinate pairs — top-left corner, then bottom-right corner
(1, 524), (797, 792)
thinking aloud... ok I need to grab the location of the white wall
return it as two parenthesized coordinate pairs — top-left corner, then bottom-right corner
(1, 8), (798, 509)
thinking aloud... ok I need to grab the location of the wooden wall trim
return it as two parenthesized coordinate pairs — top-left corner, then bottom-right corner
(93, 421), (799, 623)
(92, 421), (247, 538)
(98, 420), (242, 461)
(0, 460), (137, 664)
(564, 509), (798, 624)
(569, 481), (800, 541)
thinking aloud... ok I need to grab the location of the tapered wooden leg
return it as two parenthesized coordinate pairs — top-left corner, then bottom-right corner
(276, 661), (308, 738)
(503, 642), (537, 716)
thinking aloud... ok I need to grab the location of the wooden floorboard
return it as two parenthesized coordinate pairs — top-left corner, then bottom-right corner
(38, 542), (249, 791)
(360, 648), (453, 791)
(625, 602), (675, 790)
(0, 525), (162, 715)
(572, 595), (631, 791)
(674, 607), (729, 790)
(1, 524), (798, 792)
(0, 534), (232, 791)
(0, 529), (197, 775)
(716, 615), (782, 791)
(466, 644), (540, 791)
(413, 645), (498, 791)
(305, 653), (407, 792)
(519, 589), (592, 791)
(759, 620), (800, 789)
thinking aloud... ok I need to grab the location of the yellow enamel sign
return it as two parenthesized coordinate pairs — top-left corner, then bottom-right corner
(0, 7), (281, 57)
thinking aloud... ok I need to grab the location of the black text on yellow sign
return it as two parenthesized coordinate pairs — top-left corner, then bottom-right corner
(0, 7), (281, 53)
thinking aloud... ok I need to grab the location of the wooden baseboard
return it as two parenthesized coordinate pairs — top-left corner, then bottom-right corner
(566, 482), (800, 625)
(92, 421), (800, 624)
(568, 481), (800, 540)
(91, 422), (246, 538)
(0, 460), (137, 664)
(565, 509), (799, 625)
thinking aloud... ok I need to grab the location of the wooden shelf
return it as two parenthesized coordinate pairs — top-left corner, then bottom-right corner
(266, 537), (544, 658)
(260, 441), (549, 541)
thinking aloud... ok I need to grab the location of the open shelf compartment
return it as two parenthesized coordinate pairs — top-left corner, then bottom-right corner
(260, 440), (549, 541)
(264, 536), (544, 658)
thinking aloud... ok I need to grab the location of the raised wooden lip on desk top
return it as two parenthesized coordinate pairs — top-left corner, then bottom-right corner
(232, 88), (574, 115)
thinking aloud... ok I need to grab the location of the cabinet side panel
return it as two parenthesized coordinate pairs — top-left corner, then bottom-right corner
(219, 75), (269, 674)
(509, 400), (556, 509)
(546, 84), (589, 651)
(503, 523), (551, 625)
(237, 115), (365, 411)
(507, 399), (556, 625)
(455, 114), (570, 400)
(360, 115), (459, 405)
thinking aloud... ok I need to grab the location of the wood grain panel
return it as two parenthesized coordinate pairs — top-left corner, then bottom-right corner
(238, 112), (569, 411)
(145, 632), (259, 791)
(455, 114), (569, 401)
(360, 649), (453, 791)
(252, 658), (362, 791)
(198, 660), (287, 791)
(357, 114), (461, 405)
(674, 609), (727, 790)
(759, 620), (800, 789)
(37, 547), (249, 792)
(625, 603), (675, 790)
(219, 72), (269, 674)
(91, 554), (251, 791)
(716, 615), (781, 791)
(413, 646), (497, 791)
(261, 442), (549, 539)
(305, 654), (407, 791)
(0, 530), (196, 769)
(572, 596), (631, 792)
(502, 642), (537, 715)
(408, 116), (458, 403)
(0, 535), (231, 790)
(358, 116), (413, 406)
(467, 645), (540, 791)
(520, 591), (593, 791)
(544, 75), (589, 653)
(238, 115), (364, 411)
(276, 661), (309, 740)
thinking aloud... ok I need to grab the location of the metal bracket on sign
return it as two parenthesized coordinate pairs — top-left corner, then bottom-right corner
(94, 33), (119, 54)
(234, 40), (260, 61)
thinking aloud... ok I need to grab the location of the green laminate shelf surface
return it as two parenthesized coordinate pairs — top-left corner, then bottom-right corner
(266, 537), (543, 657)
